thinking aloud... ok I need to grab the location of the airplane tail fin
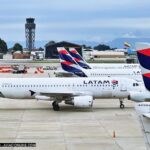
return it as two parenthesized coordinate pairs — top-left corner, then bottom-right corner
(69, 48), (91, 69)
(136, 43), (150, 91)
(57, 47), (87, 77)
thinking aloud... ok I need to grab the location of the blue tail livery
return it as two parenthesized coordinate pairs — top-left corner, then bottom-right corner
(136, 43), (150, 91)
(57, 47), (87, 77)
(69, 48), (91, 69)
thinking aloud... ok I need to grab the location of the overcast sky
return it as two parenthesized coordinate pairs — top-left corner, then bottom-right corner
(0, 0), (150, 43)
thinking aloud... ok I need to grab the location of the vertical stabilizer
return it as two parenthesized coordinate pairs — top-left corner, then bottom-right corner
(136, 43), (150, 91)
(69, 48), (91, 69)
(57, 47), (87, 77)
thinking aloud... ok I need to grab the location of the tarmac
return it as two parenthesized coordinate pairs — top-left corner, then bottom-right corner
(0, 99), (146, 150)
(0, 64), (147, 150)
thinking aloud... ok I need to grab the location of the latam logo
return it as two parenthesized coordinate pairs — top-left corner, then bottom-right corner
(111, 80), (118, 85)
(83, 80), (110, 84)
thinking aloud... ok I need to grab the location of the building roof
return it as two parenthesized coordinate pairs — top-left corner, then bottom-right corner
(91, 51), (124, 56)
(45, 41), (81, 47)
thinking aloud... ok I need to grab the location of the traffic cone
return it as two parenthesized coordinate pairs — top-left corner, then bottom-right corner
(113, 131), (116, 138)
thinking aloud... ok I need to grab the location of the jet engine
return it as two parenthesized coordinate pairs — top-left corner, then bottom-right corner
(128, 91), (150, 102)
(65, 95), (93, 108)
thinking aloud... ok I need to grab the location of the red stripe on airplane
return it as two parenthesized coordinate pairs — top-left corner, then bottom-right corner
(61, 61), (74, 65)
(74, 58), (80, 62)
(70, 50), (77, 54)
(144, 73), (150, 78)
(138, 48), (150, 56)
(59, 50), (68, 55)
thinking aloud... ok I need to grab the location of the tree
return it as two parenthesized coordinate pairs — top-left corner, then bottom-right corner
(13, 43), (23, 53)
(0, 38), (8, 54)
(94, 44), (111, 51)
(82, 44), (92, 49)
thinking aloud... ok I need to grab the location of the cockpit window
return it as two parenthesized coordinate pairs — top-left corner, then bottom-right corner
(133, 83), (139, 86)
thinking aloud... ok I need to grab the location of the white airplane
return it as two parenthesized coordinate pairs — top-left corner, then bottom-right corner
(118, 42), (150, 149)
(133, 42), (150, 150)
(56, 47), (142, 81)
(128, 43), (150, 102)
(0, 77), (143, 111)
(68, 47), (139, 69)
(135, 102), (150, 150)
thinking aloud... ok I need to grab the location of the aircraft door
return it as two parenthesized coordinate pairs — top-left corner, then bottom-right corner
(120, 84), (127, 91)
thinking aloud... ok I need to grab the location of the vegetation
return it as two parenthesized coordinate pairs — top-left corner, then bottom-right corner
(0, 38), (8, 54)
(12, 43), (23, 53)
(82, 43), (114, 51)
(82, 44), (92, 49)
(94, 44), (112, 51)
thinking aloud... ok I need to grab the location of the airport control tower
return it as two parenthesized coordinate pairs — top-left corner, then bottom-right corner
(25, 18), (36, 51)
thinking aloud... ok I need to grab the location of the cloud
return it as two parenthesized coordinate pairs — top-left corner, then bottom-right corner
(37, 17), (150, 29)
(0, 0), (150, 42)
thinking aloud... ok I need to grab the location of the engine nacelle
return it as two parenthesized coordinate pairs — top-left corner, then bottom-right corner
(66, 96), (93, 108)
(35, 95), (51, 101)
(128, 91), (150, 102)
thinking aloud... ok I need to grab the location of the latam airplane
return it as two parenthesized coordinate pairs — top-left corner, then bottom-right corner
(56, 47), (142, 81)
(124, 43), (150, 150)
(0, 77), (143, 111)
(69, 47), (139, 70)
(128, 43), (150, 102)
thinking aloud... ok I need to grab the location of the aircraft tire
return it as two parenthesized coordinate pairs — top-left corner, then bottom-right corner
(120, 104), (125, 109)
(52, 101), (60, 111)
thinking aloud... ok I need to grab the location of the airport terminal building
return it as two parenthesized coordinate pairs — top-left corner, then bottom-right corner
(45, 41), (82, 59)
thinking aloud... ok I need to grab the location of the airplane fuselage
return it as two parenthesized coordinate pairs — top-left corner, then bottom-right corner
(83, 68), (142, 81)
(89, 63), (139, 69)
(0, 77), (141, 99)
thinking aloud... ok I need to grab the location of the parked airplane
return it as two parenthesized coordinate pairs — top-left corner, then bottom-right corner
(0, 77), (143, 111)
(133, 42), (150, 150)
(128, 42), (150, 102)
(69, 47), (139, 69)
(135, 102), (150, 150)
(57, 47), (142, 81)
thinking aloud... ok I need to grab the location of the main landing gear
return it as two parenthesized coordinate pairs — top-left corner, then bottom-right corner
(52, 101), (60, 111)
(119, 99), (125, 109)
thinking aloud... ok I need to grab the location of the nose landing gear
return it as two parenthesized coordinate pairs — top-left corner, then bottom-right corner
(119, 99), (125, 109)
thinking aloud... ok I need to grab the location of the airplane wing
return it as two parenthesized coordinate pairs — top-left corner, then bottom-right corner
(33, 90), (92, 101)
(137, 113), (150, 150)
(40, 91), (89, 97)
(143, 113), (150, 119)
